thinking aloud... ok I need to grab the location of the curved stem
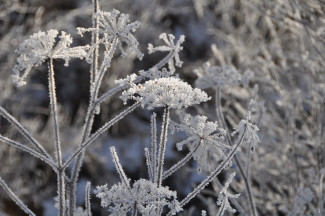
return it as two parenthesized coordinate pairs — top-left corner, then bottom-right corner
(0, 135), (58, 172)
(163, 139), (202, 180)
(0, 177), (36, 216)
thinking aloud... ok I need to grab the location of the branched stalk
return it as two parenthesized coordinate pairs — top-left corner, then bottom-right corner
(48, 58), (65, 216)
(173, 126), (247, 212)
(68, 19), (118, 216)
(0, 106), (52, 159)
(163, 139), (202, 179)
(0, 135), (57, 171)
(215, 88), (257, 216)
(0, 177), (36, 216)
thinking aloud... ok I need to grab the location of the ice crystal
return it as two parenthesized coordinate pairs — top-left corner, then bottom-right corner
(148, 33), (185, 72)
(170, 114), (228, 172)
(232, 119), (260, 152)
(217, 172), (240, 215)
(78, 9), (143, 60)
(194, 62), (254, 89)
(120, 77), (210, 110)
(95, 179), (181, 216)
(12, 29), (89, 86)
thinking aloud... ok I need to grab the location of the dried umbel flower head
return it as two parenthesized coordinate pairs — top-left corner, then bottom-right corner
(12, 29), (89, 86)
(120, 77), (211, 110)
(78, 9), (143, 60)
(148, 33), (185, 72)
(170, 114), (228, 172)
(194, 62), (254, 89)
(95, 179), (181, 216)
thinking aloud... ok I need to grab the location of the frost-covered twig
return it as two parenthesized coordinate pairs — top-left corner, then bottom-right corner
(0, 106), (51, 159)
(0, 176), (36, 216)
(48, 58), (66, 216)
(110, 146), (131, 190)
(163, 139), (202, 179)
(85, 181), (92, 216)
(0, 135), (57, 171)
(63, 102), (140, 169)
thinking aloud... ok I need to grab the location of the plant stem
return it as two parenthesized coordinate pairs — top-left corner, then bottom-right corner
(48, 58), (65, 216)
(215, 88), (257, 216)
(163, 139), (202, 179)
(0, 177), (36, 216)
(156, 107), (170, 187)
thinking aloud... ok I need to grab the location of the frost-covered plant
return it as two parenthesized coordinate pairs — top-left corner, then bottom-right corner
(0, 0), (262, 215)
(120, 77), (210, 110)
(194, 62), (254, 90)
(147, 33), (185, 72)
(169, 114), (228, 173)
(95, 147), (181, 216)
(12, 30), (89, 86)
(78, 9), (143, 60)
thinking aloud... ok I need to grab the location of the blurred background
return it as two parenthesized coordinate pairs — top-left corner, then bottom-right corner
(0, 0), (325, 215)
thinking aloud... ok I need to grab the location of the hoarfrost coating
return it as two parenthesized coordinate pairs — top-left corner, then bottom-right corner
(120, 77), (211, 110)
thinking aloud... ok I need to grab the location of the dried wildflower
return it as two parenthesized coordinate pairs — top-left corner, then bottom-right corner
(170, 114), (228, 172)
(120, 77), (210, 110)
(148, 33), (185, 72)
(194, 62), (254, 89)
(95, 179), (181, 216)
(12, 30), (89, 86)
(78, 9), (143, 60)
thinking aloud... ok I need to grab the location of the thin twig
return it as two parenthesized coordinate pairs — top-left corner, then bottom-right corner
(0, 106), (52, 159)
(163, 139), (202, 179)
(48, 58), (65, 216)
(0, 177), (36, 216)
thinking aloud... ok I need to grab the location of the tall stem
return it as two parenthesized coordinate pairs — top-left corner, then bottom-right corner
(48, 58), (65, 216)
(68, 17), (118, 216)
(156, 107), (170, 187)
(215, 88), (257, 216)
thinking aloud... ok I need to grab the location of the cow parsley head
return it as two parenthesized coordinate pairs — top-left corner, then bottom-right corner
(120, 77), (210, 110)
(12, 29), (89, 86)
(78, 9), (143, 60)
(170, 114), (228, 172)
(95, 179), (181, 216)
(194, 62), (254, 89)
(148, 33), (185, 72)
